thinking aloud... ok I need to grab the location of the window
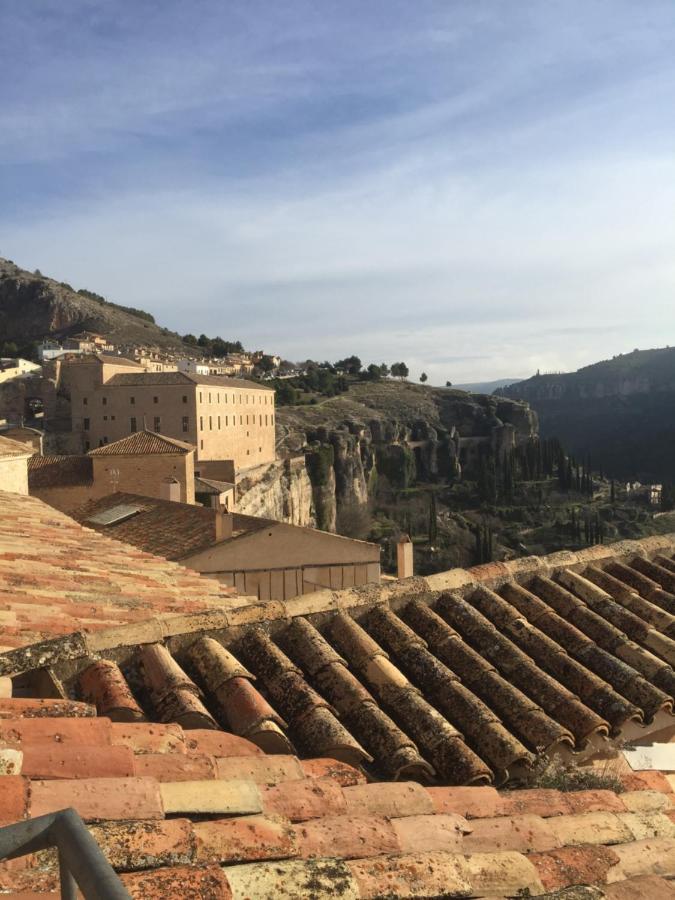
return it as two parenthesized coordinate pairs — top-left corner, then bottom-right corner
(153, 396), (158, 404)
(225, 416), (228, 426)
(154, 416), (161, 432)
(265, 415), (268, 426)
(83, 397), (88, 406)
(102, 397), (107, 406)
(182, 395), (188, 404)
(259, 446), (262, 453)
(200, 416), (203, 430)
(247, 449), (250, 455)
(209, 416), (212, 430)
(103, 415), (108, 421)
(130, 417), (137, 432)
(84, 440), (90, 451)
(218, 416), (221, 429)
(200, 439), (204, 450)
(217, 393), (220, 403)
(246, 415), (249, 425)
(83, 417), (90, 431)
(209, 393), (212, 403)
(240, 415), (243, 425)
(111, 415), (115, 421)
(130, 396), (135, 405)
(271, 415), (274, 425)
(199, 392), (202, 403)
(182, 416), (189, 433)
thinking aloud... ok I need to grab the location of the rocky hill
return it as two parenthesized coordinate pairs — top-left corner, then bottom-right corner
(270, 381), (537, 532)
(0, 257), (191, 351)
(500, 347), (675, 482)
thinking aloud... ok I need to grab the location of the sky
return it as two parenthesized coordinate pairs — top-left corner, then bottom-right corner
(1, 1), (674, 384)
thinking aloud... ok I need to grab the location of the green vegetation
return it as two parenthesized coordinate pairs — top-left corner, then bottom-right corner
(76, 288), (156, 323)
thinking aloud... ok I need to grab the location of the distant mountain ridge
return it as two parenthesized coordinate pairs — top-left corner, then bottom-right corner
(501, 347), (675, 482)
(0, 257), (192, 351)
(454, 378), (523, 394)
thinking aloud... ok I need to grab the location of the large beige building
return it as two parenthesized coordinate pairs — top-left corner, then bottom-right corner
(62, 355), (276, 468)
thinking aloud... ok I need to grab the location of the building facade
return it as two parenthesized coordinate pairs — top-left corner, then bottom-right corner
(63, 355), (276, 468)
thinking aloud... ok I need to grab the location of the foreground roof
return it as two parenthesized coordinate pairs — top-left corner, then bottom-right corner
(0, 491), (238, 650)
(3, 504), (675, 897)
(87, 430), (195, 456)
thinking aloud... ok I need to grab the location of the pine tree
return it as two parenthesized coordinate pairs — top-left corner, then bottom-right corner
(428, 492), (438, 544)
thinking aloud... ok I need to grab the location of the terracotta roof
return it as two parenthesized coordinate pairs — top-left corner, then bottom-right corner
(0, 435), (33, 457)
(71, 492), (272, 560)
(106, 371), (273, 391)
(28, 454), (93, 487)
(0, 491), (238, 650)
(87, 430), (195, 456)
(0, 696), (674, 897)
(4, 506), (675, 896)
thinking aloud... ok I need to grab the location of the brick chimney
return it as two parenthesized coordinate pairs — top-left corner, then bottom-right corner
(396, 534), (414, 580)
(214, 504), (233, 542)
(160, 477), (181, 503)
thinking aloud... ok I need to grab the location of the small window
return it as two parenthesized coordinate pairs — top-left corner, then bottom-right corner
(200, 416), (203, 431)
(103, 415), (108, 421)
(209, 416), (212, 430)
(102, 397), (107, 406)
(182, 416), (189, 433)
(218, 416), (221, 429)
(83, 417), (90, 431)
(84, 440), (90, 451)
(247, 449), (250, 455)
(102, 437), (108, 445)
(153, 396), (158, 404)
(200, 439), (204, 450)
(199, 392), (203, 403)
(130, 417), (137, 432)
(217, 393), (220, 403)
(240, 415), (243, 425)
(259, 446), (262, 452)
(209, 393), (212, 403)
(182, 395), (188, 404)
(111, 415), (115, 421)
(130, 396), (135, 405)
(83, 397), (88, 406)
(154, 416), (161, 432)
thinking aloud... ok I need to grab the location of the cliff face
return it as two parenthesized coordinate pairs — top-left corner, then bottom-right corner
(501, 347), (675, 482)
(275, 381), (538, 531)
(236, 457), (316, 527)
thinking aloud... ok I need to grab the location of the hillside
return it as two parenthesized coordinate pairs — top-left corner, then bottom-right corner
(453, 378), (523, 394)
(501, 347), (675, 482)
(0, 257), (192, 351)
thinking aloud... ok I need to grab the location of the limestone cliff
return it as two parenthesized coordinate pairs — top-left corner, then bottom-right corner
(236, 457), (316, 527)
(275, 381), (538, 532)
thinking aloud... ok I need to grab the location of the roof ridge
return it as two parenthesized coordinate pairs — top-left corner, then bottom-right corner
(87, 430), (195, 455)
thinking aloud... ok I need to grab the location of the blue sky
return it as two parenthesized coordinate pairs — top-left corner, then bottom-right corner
(2, 1), (674, 383)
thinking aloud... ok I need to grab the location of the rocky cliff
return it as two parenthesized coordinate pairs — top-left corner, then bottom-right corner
(501, 347), (675, 482)
(235, 457), (316, 528)
(271, 381), (538, 531)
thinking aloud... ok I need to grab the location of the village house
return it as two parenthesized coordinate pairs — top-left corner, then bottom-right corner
(1, 485), (675, 896)
(0, 358), (41, 383)
(73, 491), (382, 600)
(0, 423), (44, 454)
(28, 430), (198, 512)
(60, 353), (276, 468)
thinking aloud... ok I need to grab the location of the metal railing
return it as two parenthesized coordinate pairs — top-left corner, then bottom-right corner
(0, 807), (131, 899)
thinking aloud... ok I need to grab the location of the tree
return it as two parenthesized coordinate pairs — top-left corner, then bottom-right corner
(391, 362), (409, 380)
(428, 492), (438, 544)
(365, 363), (383, 381)
(182, 334), (197, 346)
(197, 334), (210, 348)
(420, 372), (428, 383)
(255, 355), (277, 374)
(335, 356), (362, 375)
(446, 381), (452, 387)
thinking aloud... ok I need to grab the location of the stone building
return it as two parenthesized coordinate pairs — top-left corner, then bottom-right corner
(74, 491), (381, 601)
(28, 430), (197, 512)
(61, 354), (276, 468)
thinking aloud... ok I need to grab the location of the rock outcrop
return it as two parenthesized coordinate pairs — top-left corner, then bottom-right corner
(236, 457), (316, 528)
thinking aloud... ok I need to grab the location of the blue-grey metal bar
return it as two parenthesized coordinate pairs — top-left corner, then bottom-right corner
(0, 808), (131, 900)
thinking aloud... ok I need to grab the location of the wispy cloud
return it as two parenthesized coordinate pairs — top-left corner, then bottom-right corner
(1, 1), (674, 382)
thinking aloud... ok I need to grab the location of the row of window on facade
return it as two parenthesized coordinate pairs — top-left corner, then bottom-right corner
(82, 414), (274, 432)
(199, 414), (273, 430)
(82, 392), (274, 407)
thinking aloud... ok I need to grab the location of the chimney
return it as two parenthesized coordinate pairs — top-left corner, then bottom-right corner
(214, 504), (233, 542)
(396, 534), (414, 580)
(160, 477), (181, 503)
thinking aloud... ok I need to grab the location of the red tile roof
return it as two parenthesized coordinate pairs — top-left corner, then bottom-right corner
(87, 430), (195, 456)
(0, 490), (238, 650)
(27, 453), (93, 487)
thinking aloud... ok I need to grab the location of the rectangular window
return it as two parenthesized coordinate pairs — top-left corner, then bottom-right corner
(111, 415), (115, 421)
(102, 397), (107, 405)
(265, 415), (268, 425)
(200, 416), (203, 431)
(130, 396), (135, 405)
(209, 416), (212, 430)
(154, 416), (161, 432)
(130, 417), (137, 432)
(83, 417), (90, 431)
(225, 416), (228, 426)
(209, 393), (212, 403)
(83, 397), (88, 406)
(200, 439), (204, 450)
(182, 416), (189, 433)
(153, 396), (158, 404)
(240, 415), (243, 425)
(182, 395), (188, 403)
(84, 440), (90, 451)
(217, 416), (221, 429)
(217, 393), (220, 403)
(199, 392), (203, 403)
(246, 415), (249, 425)
(103, 415), (108, 421)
